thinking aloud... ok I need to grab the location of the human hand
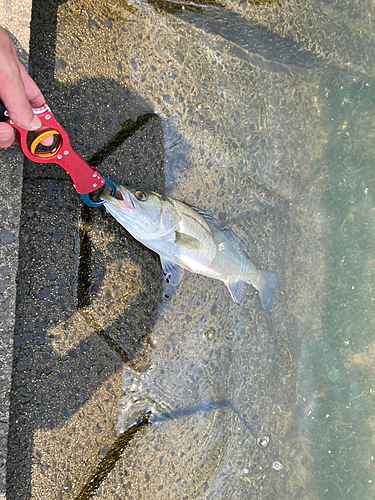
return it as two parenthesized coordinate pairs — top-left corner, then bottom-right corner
(0, 27), (50, 148)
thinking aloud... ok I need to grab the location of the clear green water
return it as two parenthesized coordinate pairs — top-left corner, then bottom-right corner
(297, 75), (375, 499)
(56, 0), (375, 497)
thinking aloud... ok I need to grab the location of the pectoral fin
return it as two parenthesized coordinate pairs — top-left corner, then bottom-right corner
(174, 232), (203, 250)
(226, 281), (245, 304)
(160, 257), (185, 286)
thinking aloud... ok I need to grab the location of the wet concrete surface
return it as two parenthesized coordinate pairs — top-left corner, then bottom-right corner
(5, 0), (166, 497)
(78, 115), (165, 369)
(6, 179), (124, 500)
(7, 114), (165, 496)
(3, 0), (375, 498)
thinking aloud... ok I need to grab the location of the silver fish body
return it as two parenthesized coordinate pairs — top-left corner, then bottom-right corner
(101, 185), (278, 315)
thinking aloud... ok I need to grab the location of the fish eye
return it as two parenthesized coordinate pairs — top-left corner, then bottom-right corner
(135, 191), (147, 201)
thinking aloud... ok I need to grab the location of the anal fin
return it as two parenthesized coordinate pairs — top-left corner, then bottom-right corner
(226, 281), (245, 304)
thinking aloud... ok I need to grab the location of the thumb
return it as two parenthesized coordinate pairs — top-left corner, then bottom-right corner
(3, 99), (41, 131)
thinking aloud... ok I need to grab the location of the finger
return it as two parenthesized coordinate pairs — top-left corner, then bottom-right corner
(39, 127), (54, 147)
(17, 62), (53, 146)
(14, 64), (53, 145)
(41, 136), (54, 147)
(0, 30), (41, 130)
(17, 62), (46, 109)
(0, 122), (15, 148)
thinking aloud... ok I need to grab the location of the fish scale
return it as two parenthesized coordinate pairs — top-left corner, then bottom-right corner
(175, 201), (217, 270)
(101, 185), (278, 315)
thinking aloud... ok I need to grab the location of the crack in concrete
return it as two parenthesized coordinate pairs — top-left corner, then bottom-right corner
(76, 112), (160, 367)
(88, 114), (158, 170)
(74, 415), (150, 500)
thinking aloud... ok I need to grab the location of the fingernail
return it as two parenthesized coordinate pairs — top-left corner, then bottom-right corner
(0, 129), (13, 138)
(29, 114), (41, 130)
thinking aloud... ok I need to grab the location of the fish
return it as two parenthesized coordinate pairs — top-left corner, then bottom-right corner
(101, 185), (278, 315)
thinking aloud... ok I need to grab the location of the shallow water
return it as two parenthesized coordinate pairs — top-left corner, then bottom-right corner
(54, 0), (375, 498)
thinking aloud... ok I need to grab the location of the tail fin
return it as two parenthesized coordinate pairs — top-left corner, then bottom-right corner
(257, 270), (278, 316)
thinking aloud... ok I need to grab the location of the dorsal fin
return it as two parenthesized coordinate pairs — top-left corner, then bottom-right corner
(257, 270), (278, 316)
(222, 228), (250, 259)
(223, 228), (238, 247)
(189, 206), (217, 226)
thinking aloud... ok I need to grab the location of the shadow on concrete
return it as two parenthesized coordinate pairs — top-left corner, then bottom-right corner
(6, 1), (165, 498)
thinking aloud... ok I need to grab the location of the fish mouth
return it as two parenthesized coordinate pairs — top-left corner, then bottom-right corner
(102, 186), (135, 210)
(114, 190), (123, 201)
